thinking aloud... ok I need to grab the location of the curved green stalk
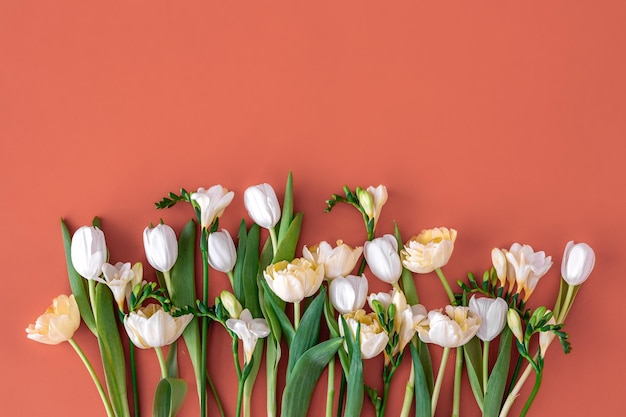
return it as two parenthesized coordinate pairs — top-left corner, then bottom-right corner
(499, 364), (533, 417)
(435, 268), (455, 303)
(452, 347), (463, 417)
(294, 301), (301, 330)
(431, 347), (451, 416)
(520, 370), (542, 417)
(200, 242), (209, 417)
(326, 358), (335, 417)
(69, 338), (114, 417)
(483, 340), (490, 396)
(399, 365), (415, 417)
(155, 347), (168, 379)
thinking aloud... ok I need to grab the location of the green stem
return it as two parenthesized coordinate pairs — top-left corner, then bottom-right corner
(265, 339), (278, 417)
(163, 270), (173, 298)
(482, 340), (490, 397)
(336, 372), (346, 417)
(227, 270), (235, 288)
(557, 284), (575, 324)
(399, 365), (415, 417)
(88, 279), (98, 317)
(326, 357), (335, 417)
(520, 370), (542, 417)
(130, 342), (140, 417)
(200, 243), (209, 417)
(294, 301), (301, 330)
(155, 346), (168, 379)
(431, 347), (451, 417)
(377, 369), (392, 417)
(435, 268), (455, 303)
(236, 378), (245, 417)
(269, 227), (278, 257)
(207, 373), (226, 417)
(499, 363), (533, 417)
(69, 338), (115, 417)
(452, 346), (463, 417)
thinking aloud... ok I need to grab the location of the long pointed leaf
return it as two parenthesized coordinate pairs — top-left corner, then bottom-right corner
(95, 284), (130, 417)
(463, 337), (484, 410)
(243, 224), (261, 317)
(277, 171), (294, 243)
(233, 220), (248, 303)
(261, 280), (294, 346)
(273, 212), (303, 263)
(286, 289), (326, 378)
(153, 378), (188, 417)
(394, 223), (419, 305)
(483, 328), (513, 417)
(280, 338), (343, 417)
(343, 318), (364, 417)
(410, 341), (432, 417)
(61, 219), (96, 333)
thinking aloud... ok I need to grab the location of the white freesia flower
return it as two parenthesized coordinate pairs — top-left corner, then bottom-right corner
(302, 240), (363, 280)
(340, 309), (389, 359)
(357, 185), (388, 228)
(401, 227), (457, 274)
(395, 303), (428, 355)
(71, 226), (107, 280)
(244, 183), (281, 229)
(190, 185), (235, 229)
(505, 243), (552, 301)
(208, 229), (237, 273)
(561, 241), (595, 286)
(491, 248), (509, 288)
(102, 262), (136, 310)
(363, 235), (402, 284)
(143, 224), (178, 273)
(226, 309), (271, 364)
(329, 274), (368, 314)
(123, 304), (193, 349)
(26, 295), (81, 345)
(418, 306), (481, 348)
(468, 296), (508, 342)
(263, 258), (324, 303)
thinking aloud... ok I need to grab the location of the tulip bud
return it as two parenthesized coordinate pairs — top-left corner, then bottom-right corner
(143, 224), (178, 273)
(220, 290), (243, 319)
(329, 274), (369, 314)
(507, 308), (524, 343)
(363, 235), (402, 284)
(244, 183), (281, 229)
(71, 226), (107, 280)
(468, 296), (508, 342)
(208, 229), (237, 273)
(561, 241), (595, 286)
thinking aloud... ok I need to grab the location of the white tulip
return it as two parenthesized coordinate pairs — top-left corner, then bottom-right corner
(208, 229), (237, 273)
(302, 240), (363, 280)
(143, 224), (178, 273)
(226, 309), (271, 364)
(244, 183), (281, 229)
(190, 185), (235, 229)
(71, 226), (107, 280)
(329, 274), (368, 314)
(561, 241), (595, 286)
(363, 235), (402, 284)
(468, 296), (508, 342)
(123, 304), (193, 349)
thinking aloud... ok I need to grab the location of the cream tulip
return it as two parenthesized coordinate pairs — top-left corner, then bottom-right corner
(143, 224), (178, 273)
(190, 185), (235, 229)
(263, 258), (324, 303)
(340, 309), (389, 359)
(226, 309), (271, 364)
(26, 295), (81, 345)
(302, 240), (363, 279)
(329, 274), (368, 314)
(418, 306), (480, 348)
(561, 241), (595, 286)
(505, 243), (552, 301)
(363, 235), (402, 284)
(468, 295), (508, 342)
(244, 183), (281, 229)
(123, 304), (193, 349)
(102, 262), (136, 310)
(401, 227), (457, 274)
(208, 229), (237, 273)
(71, 226), (107, 280)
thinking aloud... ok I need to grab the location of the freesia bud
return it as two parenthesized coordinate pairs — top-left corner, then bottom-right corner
(340, 309), (389, 359)
(507, 308), (524, 343)
(357, 185), (388, 228)
(302, 240), (363, 279)
(208, 229), (237, 273)
(401, 227), (457, 274)
(364, 235), (402, 284)
(417, 306), (481, 348)
(539, 315), (557, 358)
(263, 258), (324, 303)
(71, 226), (107, 280)
(26, 295), (81, 345)
(226, 309), (271, 364)
(244, 183), (281, 229)
(190, 185), (235, 229)
(468, 296), (508, 342)
(123, 304), (193, 349)
(561, 241), (595, 286)
(329, 274), (369, 314)
(102, 262), (136, 310)
(143, 224), (178, 273)
(505, 243), (552, 301)
(491, 248), (509, 288)
(220, 290), (243, 319)
(367, 291), (393, 314)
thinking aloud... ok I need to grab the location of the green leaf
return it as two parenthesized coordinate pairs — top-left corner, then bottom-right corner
(277, 171), (294, 244)
(343, 319), (364, 417)
(166, 341), (179, 379)
(463, 337), (484, 411)
(61, 219), (96, 334)
(418, 339), (434, 395)
(483, 328), (513, 417)
(95, 284), (130, 417)
(233, 220), (248, 304)
(280, 338), (343, 417)
(286, 289), (326, 378)
(242, 224), (262, 317)
(273, 212), (303, 263)
(153, 378), (188, 417)
(410, 341), (432, 417)
(394, 222), (419, 305)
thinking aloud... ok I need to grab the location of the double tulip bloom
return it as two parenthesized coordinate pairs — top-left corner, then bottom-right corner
(190, 185), (235, 229)
(71, 226), (108, 280)
(123, 304), (193, 349)
(418, 305), (481, 348)
(303, 240), (363, 280)
(26, 294), (81, 345)
(340, 309), (389, 359)
(363, 235), (402, 284)
(244, 183), (281, 229)
(143, 224), (178, 273)
(263, 258), (324, 303)
(401, 227), (457, 274)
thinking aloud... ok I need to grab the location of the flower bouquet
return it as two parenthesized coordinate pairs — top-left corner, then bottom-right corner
(26, 173), (595, 417)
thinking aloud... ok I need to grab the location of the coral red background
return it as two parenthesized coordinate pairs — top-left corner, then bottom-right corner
(2, 1), (624, 416)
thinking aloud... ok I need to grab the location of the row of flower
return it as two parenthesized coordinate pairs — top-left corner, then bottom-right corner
(26, 173), (595, 417)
